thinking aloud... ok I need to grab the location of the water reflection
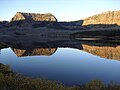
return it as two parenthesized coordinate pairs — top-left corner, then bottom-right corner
(1, 39), (120, 60)
(12, 48), (57, 57)
(82, 44), (120, 60)
(1, 39), (120, 85)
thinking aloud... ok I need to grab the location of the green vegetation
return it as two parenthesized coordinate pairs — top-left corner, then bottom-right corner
(0, 63), (120, 90)
(0, 63), (79, 90)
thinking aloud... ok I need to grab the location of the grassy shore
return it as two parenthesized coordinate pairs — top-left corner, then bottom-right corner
(0, 63), (120, 90)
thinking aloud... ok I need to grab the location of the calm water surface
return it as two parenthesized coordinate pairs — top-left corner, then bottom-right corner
(0, 46), (120, 85)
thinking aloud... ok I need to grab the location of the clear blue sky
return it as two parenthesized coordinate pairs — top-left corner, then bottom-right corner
(1, 0), (120, 21)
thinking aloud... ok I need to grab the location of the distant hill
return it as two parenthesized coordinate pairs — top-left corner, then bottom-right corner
(11, 12), (57, 22)
(10, 12), (57, 28)
(0, 21), (9, 28)
(83, 10), (120, 25)
(1, 11), (120, 30)
(9, 12), (84, 29)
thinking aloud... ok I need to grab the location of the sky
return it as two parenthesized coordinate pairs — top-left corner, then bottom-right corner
(1, 0), (120, 21)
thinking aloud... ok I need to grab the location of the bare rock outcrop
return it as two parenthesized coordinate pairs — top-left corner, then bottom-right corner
(83, 10), (120, 25)
(10, 12), (57, 27)
(11, 12), (57, 22)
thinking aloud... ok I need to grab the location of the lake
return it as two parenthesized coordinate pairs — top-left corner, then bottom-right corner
(0, 39), (120, 85)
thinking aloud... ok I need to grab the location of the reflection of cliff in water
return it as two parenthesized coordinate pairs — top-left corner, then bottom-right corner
(82, 42), (120, 60)
(12, 48), (57, 57)
(1, 38), (120, 60)
(0, 39), (83, 57)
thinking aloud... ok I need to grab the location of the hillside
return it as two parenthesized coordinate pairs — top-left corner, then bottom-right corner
(83, 10), (120, 25)
(10, 12), (57, 28)
(11, 12), (57, 22)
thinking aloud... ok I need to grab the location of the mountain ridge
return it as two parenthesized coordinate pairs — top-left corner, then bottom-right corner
(83, 10), (120, 25)
(11, 12), (57, 22)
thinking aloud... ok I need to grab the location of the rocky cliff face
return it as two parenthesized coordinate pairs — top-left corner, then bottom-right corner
(83, 10), (120, 25)
(10, 12), (57, 27)
(11, 12), (57, 22)
(82, 44), (120, 60)
(12, 48), (57, 57)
